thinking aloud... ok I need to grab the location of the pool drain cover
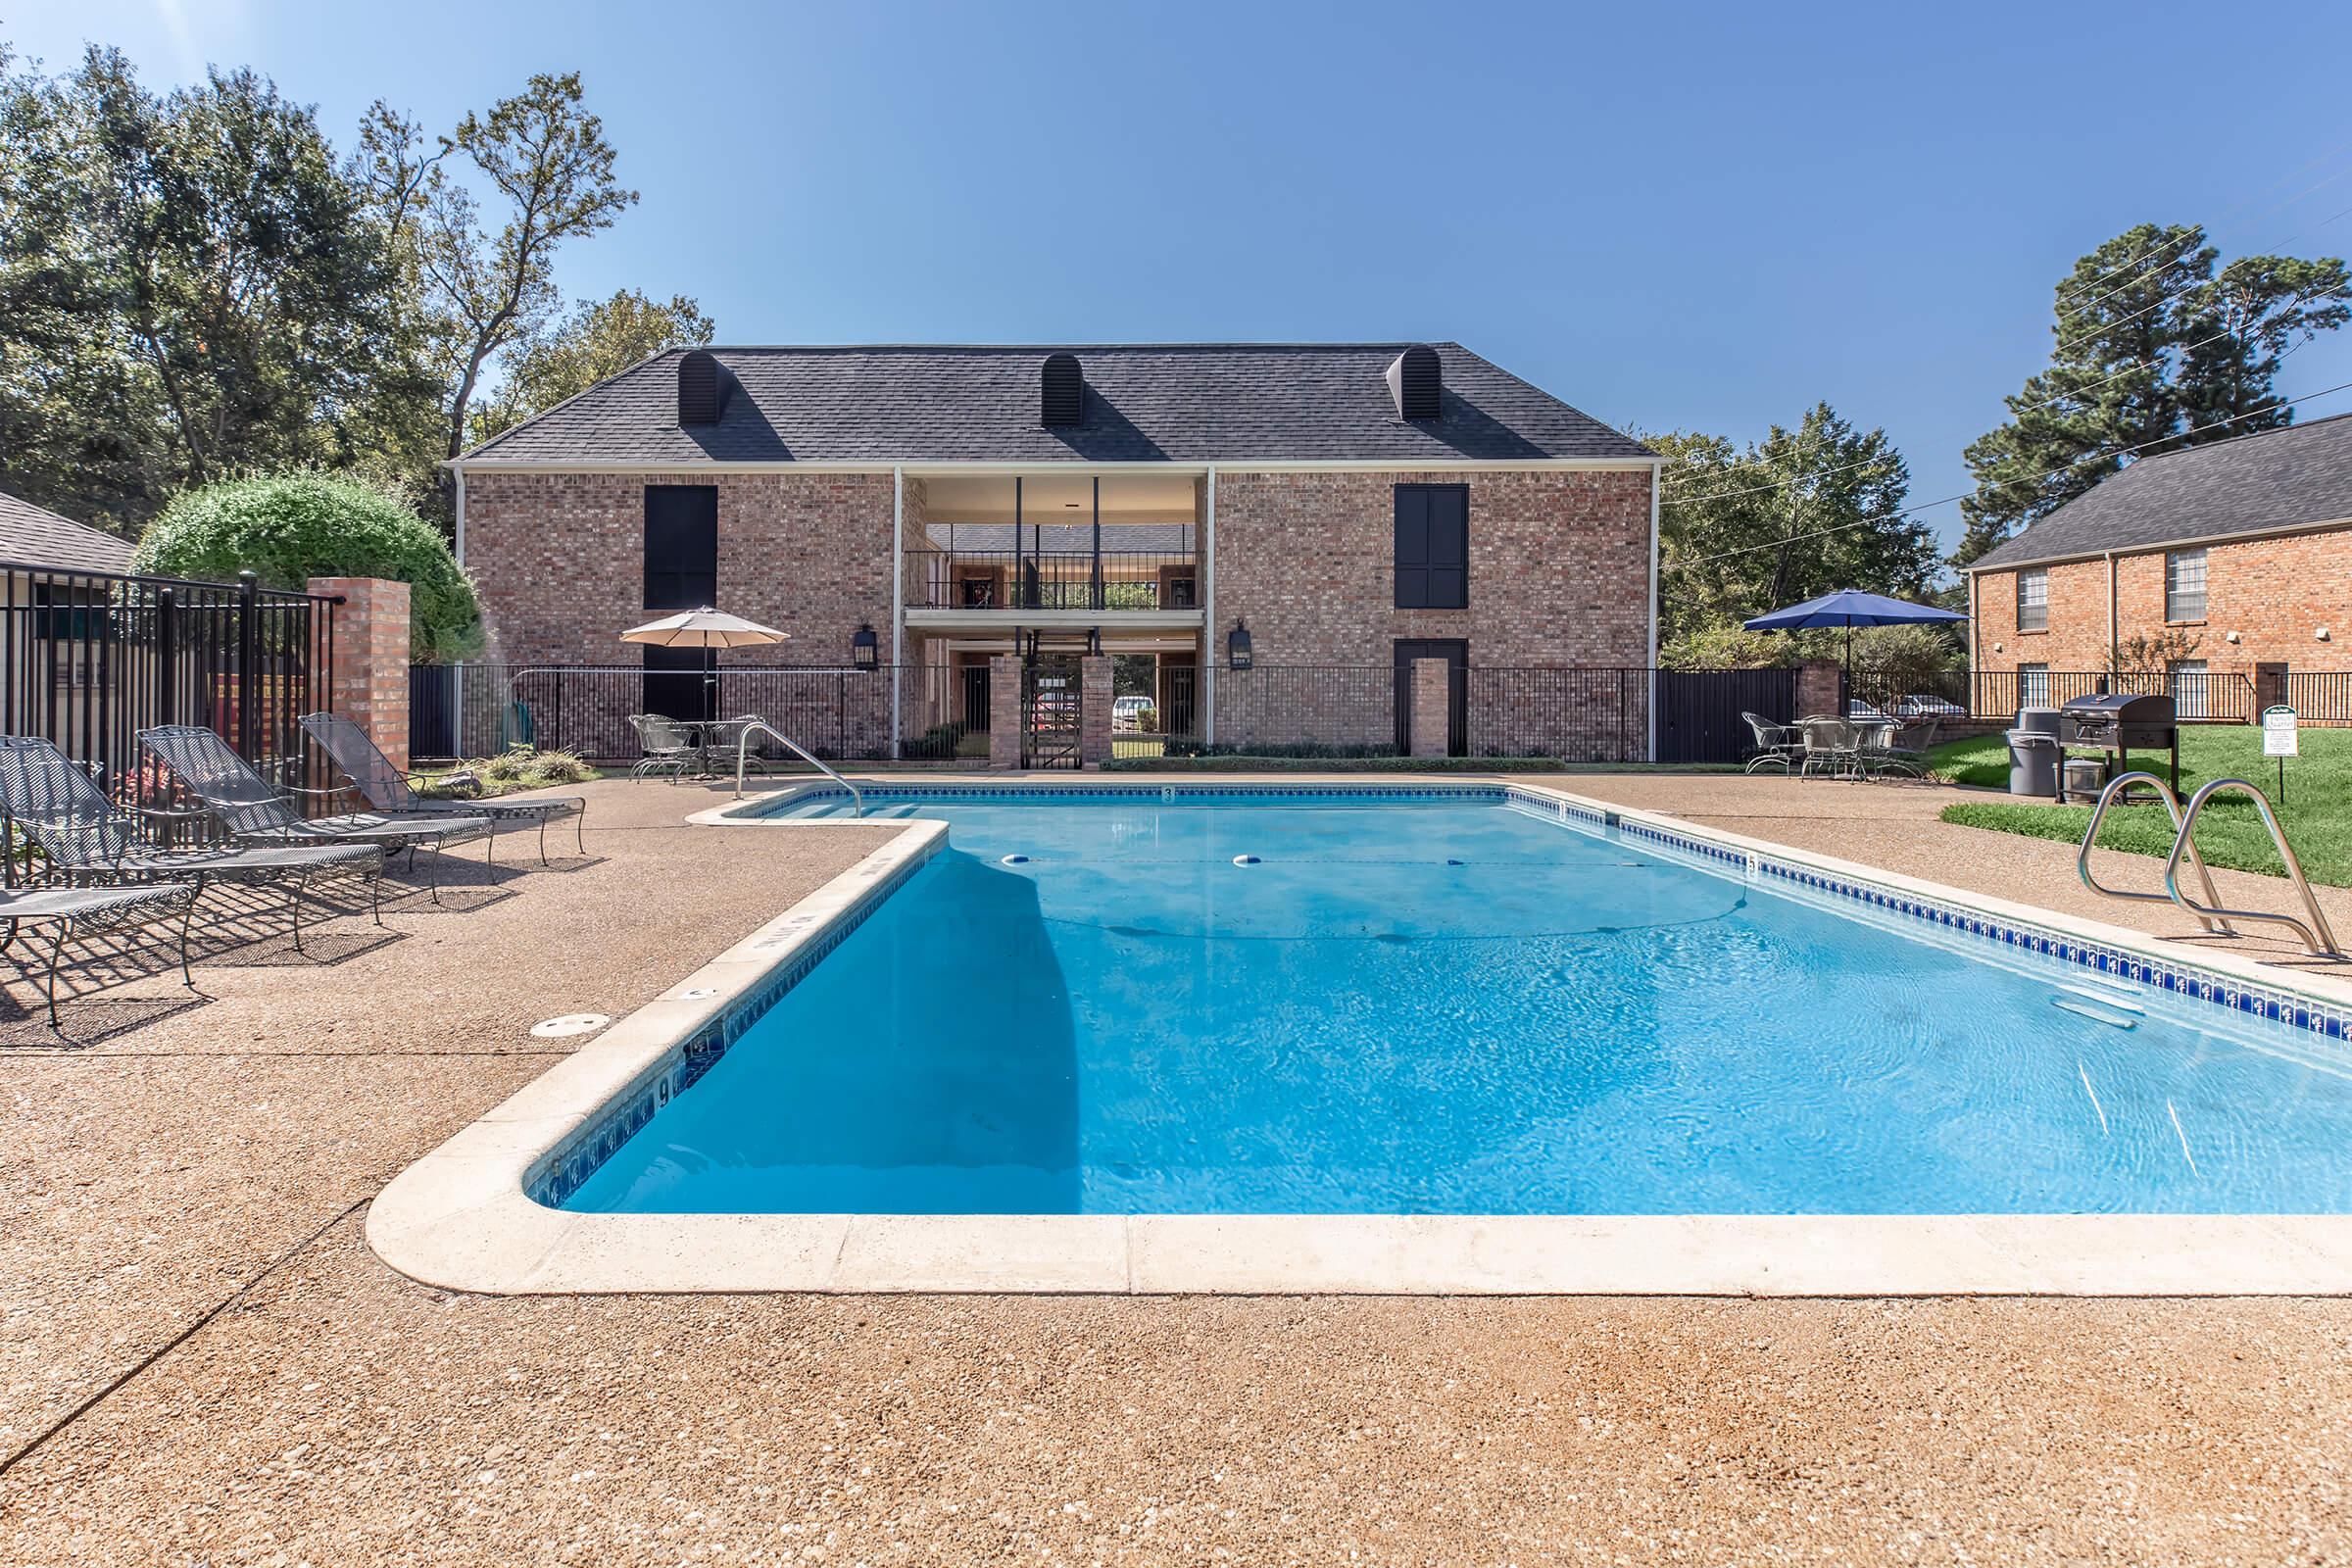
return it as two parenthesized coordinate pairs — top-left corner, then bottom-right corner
(531, 1012), (612, 1040)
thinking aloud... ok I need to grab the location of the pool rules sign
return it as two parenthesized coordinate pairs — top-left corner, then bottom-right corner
(2264, 704), (2298, 802)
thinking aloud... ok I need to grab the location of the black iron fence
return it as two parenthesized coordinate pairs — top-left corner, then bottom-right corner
(419, 661), (1799, 766)
(428, 659), (2352, 770)
(1, 561), (338, 802)
(412, 662), (983, 764)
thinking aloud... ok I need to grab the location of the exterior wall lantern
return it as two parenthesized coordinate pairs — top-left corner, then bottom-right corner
(1226, 618), (1253, 670)
(852, 622), (879, 670)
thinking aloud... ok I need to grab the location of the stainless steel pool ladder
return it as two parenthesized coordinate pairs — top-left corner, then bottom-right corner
(2166, 778), (2336, 956)
(2077, 771), (2338, 956)
(2078, 771), (2232, 937)
(733, 719), (864, 815)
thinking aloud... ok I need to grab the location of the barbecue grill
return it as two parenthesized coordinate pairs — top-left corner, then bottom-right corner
(2056, 692), (2179, 800)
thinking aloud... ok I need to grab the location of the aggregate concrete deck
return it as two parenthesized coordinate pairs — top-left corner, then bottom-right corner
(2, 772), (2346, 1565)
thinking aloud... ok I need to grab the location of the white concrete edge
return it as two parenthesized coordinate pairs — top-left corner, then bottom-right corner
(369, 777), (2352, 1297)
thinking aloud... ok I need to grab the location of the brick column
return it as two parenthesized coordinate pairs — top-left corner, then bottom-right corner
(1794, 659), (1843, 721)
(1079, 655), (1112, 768)
(1409, 658), (1451, 758)
(988, 653), (1022, 770)
(309, 576), (412, 770)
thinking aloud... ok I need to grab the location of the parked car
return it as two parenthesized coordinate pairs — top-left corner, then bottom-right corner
(1112, 695), (1156, 732)
(1888, 693), (1965, 718)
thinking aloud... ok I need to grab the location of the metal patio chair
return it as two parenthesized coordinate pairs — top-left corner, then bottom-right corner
(626, 713), (699, 782)
(301, 711), (585, 865)
(138, 725), (492, 904)
(1740, 711), (1802, 774)
(0, 879), (199, 1027)
(1875, 714), (1941, 779)
(1796, 716), (1861, 779)
(0, 735), (384, 954)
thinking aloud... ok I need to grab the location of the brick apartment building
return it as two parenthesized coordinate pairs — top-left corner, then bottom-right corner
(448, 343), (1661, 762)
(1967, 413), (2352, 716)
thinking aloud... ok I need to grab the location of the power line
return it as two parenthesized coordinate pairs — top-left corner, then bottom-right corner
(1665, 197), (2352, 517)
(2048, 163), (2352, 345)
(1672, 375), (2352, 567)
(1664, 273), (2346, 512)
(2052, 131), (2352, 313)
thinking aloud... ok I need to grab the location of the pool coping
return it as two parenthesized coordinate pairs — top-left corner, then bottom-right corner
(366, 778), (2352, 1297)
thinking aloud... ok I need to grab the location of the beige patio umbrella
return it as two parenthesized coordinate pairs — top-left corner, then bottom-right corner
(618, 607), (791, 649)
(620, 608), (788, 719)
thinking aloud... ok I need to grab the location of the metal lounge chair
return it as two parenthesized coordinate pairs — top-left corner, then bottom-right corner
(300, 711), (585, 865)
(0, 880), (198, 1027)
(1740, 710), (1802, 774)
(0, 735), (384, 954)
(625, 713), (699, 782)
(138, 725), (493, 904)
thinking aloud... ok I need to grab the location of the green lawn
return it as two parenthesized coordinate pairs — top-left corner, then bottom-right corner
(1927, 725), (2352, 887)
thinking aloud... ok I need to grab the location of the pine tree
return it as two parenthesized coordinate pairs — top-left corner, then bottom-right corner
(1954, 223), (2349, 567)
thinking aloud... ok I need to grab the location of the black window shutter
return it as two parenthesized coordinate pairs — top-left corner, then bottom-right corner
(1428, 485), (1467, 608)
(644, 485), (719, 610)
(1395, 484), (1466, 609)
(1395, 486), (1431, 608)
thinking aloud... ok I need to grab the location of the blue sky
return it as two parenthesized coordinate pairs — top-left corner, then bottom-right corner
(15, 0), (2352, 562)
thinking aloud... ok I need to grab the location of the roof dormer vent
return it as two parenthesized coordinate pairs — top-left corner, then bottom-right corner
(1041, 353), (1084, 427)
(1385, 344), (1442, 420)
(678, 350), (725, 426)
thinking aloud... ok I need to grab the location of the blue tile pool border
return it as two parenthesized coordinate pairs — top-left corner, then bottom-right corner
(523, 824), (945, 1209)
(529, 779), (2352, 1210)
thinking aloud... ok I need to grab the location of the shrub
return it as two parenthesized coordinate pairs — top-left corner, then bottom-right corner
(134, 471), (483, 662)
(418, 746), (597, 799)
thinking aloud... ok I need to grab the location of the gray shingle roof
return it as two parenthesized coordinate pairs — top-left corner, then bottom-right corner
(0, 490), (137, 574)
(1970, 412), (2352, 571)
(456, 343), (1653, 466)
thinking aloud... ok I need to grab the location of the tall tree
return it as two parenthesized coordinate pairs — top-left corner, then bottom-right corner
(0, 46), (437, 531)
(468, 289), (712, 445)
(1653, 403), (1934, 650)
(1954, 223), (2350, 567)
(0, 44), (162, 528)
(360, 74), (637, 461)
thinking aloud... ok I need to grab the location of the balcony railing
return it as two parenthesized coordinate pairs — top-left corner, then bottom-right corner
(905, 550), (1200, 612)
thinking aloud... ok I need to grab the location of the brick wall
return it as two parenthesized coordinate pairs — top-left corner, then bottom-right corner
(1211, 468), (1653, 668)
(1213, 467), (1653, 759)
(309, 575), (411, 770)
(465, 471), (895, 667)
(1974, 527), (2352, 677)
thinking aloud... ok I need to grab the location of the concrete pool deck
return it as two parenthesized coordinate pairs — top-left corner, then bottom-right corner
(3, 772), (2349, 1562)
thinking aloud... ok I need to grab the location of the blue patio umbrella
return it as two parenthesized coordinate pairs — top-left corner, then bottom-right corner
(1743, 589), (1968, 678)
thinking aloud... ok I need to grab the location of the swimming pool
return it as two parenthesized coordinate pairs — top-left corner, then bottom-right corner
(557, 789), (2352, 1219)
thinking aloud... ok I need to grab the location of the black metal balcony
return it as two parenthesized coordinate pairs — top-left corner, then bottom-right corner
(905, 549), (1200, 612)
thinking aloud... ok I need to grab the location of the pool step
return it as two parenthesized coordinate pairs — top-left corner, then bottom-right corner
(2052, 996), (2139, 1030)
(2054, 980), (2147, 1016)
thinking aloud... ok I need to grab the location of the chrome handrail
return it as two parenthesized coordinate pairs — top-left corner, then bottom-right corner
(732, 720), (863, 815)
(2078, 770), (2232, 936)
(2164, 778), (2338, 956)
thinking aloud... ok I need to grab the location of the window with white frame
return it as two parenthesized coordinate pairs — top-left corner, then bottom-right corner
(2018, 662), (2050, 707)
(2166, 548), (2207, 622)
(2170, 659), (2209, 718)
(2016, 568), (2048, 632)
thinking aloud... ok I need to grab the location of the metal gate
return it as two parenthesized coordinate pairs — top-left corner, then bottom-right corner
(1654, 667), (1799, 763)
(1021, 653), (1083, 769)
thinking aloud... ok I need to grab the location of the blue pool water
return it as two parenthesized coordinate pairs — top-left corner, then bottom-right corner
(563, 793), (2352, 1216)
